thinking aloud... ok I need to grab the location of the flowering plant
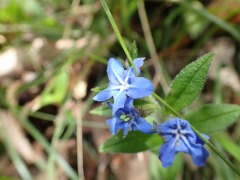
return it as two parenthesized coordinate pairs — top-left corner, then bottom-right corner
(91, 0), (240, 177)
(92, 55), (221, 168)
(92, 52), (240, 174)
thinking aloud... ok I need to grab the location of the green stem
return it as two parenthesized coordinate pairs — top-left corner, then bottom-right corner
(153, 92), (240, 176)
(153, 92), (180, 117)
(100, 0), (138, 75)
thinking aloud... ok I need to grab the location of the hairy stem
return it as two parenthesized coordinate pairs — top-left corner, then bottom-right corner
(100, 0), (138, 75)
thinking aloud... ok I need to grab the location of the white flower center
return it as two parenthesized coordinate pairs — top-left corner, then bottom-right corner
(169, 120), (192, 147)
(111, 68), (133, 92)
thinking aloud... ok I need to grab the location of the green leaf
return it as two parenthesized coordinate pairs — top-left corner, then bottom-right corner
(184, 104), (240, 134)
(128, 41), (138, 60)
(90, 104), (112, 117)
(213, 133), (240, 162)
(39, 70), (69, 108)
(134, 99), (157, 117)
(165, 53), (213, 113)
(99, 131), (162, 153)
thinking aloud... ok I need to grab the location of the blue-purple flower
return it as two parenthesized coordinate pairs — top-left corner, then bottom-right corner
(155, 118), (209, 167)
(93, 58), (154, 114)
(106, 97), (154, 138)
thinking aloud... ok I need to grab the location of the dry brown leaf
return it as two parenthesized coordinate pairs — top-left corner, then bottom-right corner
(0, 111), (43, 164)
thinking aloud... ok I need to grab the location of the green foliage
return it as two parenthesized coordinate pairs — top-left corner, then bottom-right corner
(185, 104), (240, 134)
(0, 0), (42, 23)
(213, 133), (240, 162)
(181, 1), (240, 41)
(1, 0), (240, 179)
(40, 71), (69, 108)
(99, 131), (162, 153)
(150, 153), (183, 180)
(165, 53), (213, 113)
(0, 177), (19, 180)
(183, 1), (209, 39)
(128, 41), (138, 60)
(90, 104), (112, 117)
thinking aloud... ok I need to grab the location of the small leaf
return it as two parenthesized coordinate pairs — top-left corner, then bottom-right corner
(184, 104), (240, 134)
(90, 104), (112, 117)
(99, 131), (162, 153)
(165, 53), (213, 113)
(128, 41), (138, 60)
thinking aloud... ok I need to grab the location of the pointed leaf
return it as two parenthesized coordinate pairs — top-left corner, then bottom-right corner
(128, 41), (138, 60)
(184, 104), (240, 134)
(99, 131), (162, 153)
(165, 53), (213, 112)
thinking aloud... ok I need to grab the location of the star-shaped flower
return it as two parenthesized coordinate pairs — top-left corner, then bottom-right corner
(155, 118), (209, 167)
(93, 58), (154, 114)
(106, 98), (154, 138)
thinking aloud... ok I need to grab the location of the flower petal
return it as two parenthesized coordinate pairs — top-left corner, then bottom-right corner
(123, 68), (136, 84)
(158, 138), (177, 167)
(189, 144), (209, 166)
(134, 117), (154, 134)
(196, 133), (210, 145)
(127, 77), (154, 98)
(160, 119), (178, 132)
(112, 92), (127, 114)
(123, 122), (130, 138)
(93, 87), (116, 101)
(106, 118), (117, 135)
(176, 136), (192, 153)
(134, 57), (145, 74)
(107, 58), (125, 85)
(157, 118), (209, 167)
(115, 108), (127, 117)
(123, 97), (134, 110)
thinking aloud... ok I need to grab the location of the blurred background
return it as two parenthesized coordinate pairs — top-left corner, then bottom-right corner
(0, 0), (240, 179)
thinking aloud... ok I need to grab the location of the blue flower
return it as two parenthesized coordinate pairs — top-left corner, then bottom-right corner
(155, 118), (209, 167)
(93, 58), (154, 114)
(106, 98), (154, 138)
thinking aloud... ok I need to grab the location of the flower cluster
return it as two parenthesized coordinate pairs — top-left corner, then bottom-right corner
(93, 58), (209, 167)
(93, 57), (154, 137)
